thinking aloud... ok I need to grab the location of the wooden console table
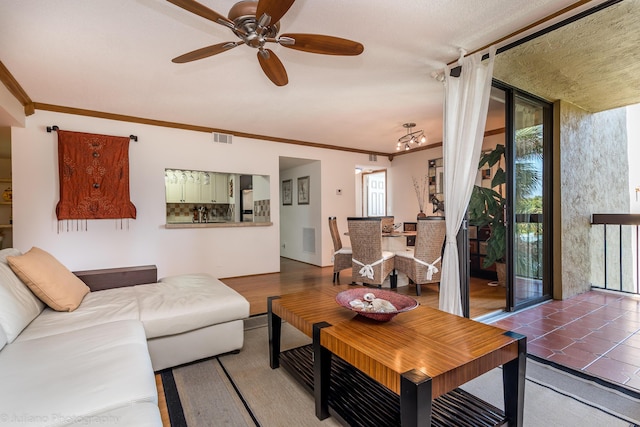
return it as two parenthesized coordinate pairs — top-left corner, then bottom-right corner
(268, 286), (526, 427)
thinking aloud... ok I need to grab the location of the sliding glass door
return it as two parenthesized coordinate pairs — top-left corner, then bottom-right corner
(507, 89), (553, 310)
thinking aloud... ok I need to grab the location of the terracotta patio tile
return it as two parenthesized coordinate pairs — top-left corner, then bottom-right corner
(560, 306), (598, 318)
(585, 357), (637, 385)
(553, 324), (596, 340)
(602, 317), (640, 334)
(605, 297), (640, 311)
(584, 292), (624, 305)
(548, 351), (597, 371)
(570, 292), (598, 301)
(605, 344), (640, 367)
(622, 333), (640, 349)
(535, 305), (561, 316)
(570, 334), (618, 355)
(560, 344), (602, 367)
(547, 311), (583, 323)
(528, 317), (566, 332)
(511, 324), (550, 340)
(526, 341), (555, 359)
(507, 308), (549, 323)
(586, 306), (627, 322)
(622, 310), (640, 323)
(491, 317), (526, 330)
(589, 325), (634, 344)
(624, 369), (640, 392)
(562, 315), (608, 330)
(546, 299), (580, 309)
(530, 331), (576, 351)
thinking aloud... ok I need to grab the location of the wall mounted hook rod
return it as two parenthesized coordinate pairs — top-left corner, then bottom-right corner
(46, 125), (59, 133)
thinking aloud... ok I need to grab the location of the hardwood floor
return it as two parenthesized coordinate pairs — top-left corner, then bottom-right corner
(222, 257), (506, 319)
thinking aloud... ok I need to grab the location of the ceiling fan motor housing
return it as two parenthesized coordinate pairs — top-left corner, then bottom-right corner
(228, 1), (280, 47)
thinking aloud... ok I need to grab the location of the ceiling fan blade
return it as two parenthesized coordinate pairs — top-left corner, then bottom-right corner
(172, 42), (241, 63)
(256, 0), (296, 25)
(257, 49), (288, 86)
(167, 0), (234, 28)
(279, 33), (364, 55)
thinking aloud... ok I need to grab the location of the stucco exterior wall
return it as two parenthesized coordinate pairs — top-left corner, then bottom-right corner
(557, 101), (629, 298)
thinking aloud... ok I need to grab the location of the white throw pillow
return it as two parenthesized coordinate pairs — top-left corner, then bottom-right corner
(0, 248), (45, 342)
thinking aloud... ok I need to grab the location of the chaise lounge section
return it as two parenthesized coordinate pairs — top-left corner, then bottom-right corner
(0, 247), (250, 426)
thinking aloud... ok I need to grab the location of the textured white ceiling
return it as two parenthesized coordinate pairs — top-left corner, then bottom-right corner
(0, 0), (624, 154)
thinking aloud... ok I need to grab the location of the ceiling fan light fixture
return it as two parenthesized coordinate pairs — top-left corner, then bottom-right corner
(168, 0), (364, 86)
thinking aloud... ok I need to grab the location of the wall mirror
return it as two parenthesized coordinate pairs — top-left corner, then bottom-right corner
(164, 169), (270, 224)
(428, 158), (444, 211)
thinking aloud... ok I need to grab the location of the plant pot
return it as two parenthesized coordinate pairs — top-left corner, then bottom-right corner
(417, 211), (427, 218)
(495, 262), (507, 287)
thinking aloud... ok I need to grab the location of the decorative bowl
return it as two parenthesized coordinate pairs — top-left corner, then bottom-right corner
(336, 288), (419, 321)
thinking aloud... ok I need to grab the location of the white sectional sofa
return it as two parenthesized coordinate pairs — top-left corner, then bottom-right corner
(0, 247), (250, 427)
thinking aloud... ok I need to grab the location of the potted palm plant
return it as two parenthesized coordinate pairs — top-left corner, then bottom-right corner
(468, 144), (507, 285)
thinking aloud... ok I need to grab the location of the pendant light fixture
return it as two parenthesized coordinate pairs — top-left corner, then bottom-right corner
(396, 123), (427, 151)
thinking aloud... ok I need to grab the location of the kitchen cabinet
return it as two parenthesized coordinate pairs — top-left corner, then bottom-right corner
(201, 172), (228, 203)
(183, 171), (200, 203)
(165, 170), (202, 203)
(213, 173), (228, 203)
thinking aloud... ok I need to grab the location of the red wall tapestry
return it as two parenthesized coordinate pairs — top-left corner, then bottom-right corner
(55, 130), (137, 220)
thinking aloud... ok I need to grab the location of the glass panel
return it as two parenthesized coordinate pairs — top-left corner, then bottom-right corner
(513, 96), (545, 305)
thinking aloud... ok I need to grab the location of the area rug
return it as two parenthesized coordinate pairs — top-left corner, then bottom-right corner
(160, 320), (640, 426)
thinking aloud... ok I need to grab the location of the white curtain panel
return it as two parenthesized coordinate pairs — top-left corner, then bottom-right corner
(440, 47), (496, 315)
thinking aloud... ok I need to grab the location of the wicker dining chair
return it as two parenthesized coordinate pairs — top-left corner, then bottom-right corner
(347, 217), (397, 288)
(394, 216), (446, 296)
(328, 216), (352, 283)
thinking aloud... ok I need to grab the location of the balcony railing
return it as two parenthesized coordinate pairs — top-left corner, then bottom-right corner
(590, 214), (640, 295)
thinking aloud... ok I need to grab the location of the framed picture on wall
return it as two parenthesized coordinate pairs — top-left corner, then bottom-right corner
(297, 176), (310, 205)
(282, 179), (292, 205)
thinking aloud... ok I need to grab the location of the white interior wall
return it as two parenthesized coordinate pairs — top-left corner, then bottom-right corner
(12, 110), (399, 277)
(388, 147), (444, 224)
(279, 161), (322, 266)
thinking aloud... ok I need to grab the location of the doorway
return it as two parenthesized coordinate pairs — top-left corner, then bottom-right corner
(469, 83), (552, 315)
(361, 170), (387, 217)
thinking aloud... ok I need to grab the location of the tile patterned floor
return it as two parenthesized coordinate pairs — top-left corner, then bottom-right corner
(490, 290), (640, 392)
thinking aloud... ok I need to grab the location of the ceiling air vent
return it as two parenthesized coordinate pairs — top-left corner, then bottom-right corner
(213, 132), (232, 144)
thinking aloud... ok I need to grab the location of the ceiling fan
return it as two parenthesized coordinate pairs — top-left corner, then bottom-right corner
(167, 0), (364, 86)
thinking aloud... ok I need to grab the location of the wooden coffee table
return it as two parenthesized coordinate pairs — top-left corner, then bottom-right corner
(268, 286), (525, 427)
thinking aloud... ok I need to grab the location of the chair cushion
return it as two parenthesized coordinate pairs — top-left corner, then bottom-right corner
(0, 248), (45, 343)
(7, 247), (90, 312)
(395, 248), (415, 258)
(382, 250), (395, 260)
(335, 247), (352, 254)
